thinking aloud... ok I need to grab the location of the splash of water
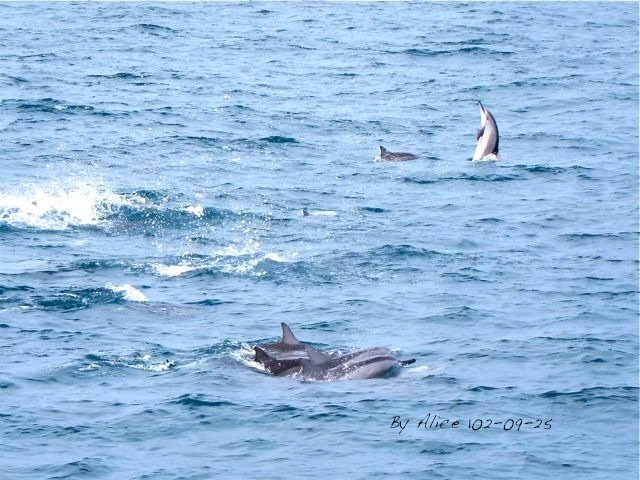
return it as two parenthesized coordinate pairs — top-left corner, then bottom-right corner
(0, 180), (144, 230)
(105, 283), (147, 302)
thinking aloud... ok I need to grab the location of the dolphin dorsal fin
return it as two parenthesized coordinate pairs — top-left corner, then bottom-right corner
(281, 322), (301, 345)
(254, 346), (272, 363)
(379, 146), (387, 154)
(305, 345), (330, 365)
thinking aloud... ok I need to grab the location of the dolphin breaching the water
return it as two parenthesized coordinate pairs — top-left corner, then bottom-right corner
(252, 322), (415, 381)
(375, 145), (418, 162)
(472, 101), (500, 161)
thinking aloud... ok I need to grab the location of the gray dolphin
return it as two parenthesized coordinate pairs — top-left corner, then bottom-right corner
(298, 345), (415, 381)
(253, 326), (415, 381)
(375, 146), (418, 162)
(254, 346), (306, 376)
(256, 322), (307, 361)
(472, 101), (499, 161)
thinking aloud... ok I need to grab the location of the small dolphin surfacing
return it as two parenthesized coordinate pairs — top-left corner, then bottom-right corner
(375, 146), (418, 162)
(252, 323), (415, 381)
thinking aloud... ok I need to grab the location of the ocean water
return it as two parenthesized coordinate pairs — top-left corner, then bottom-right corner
(1, 1), (638, 479)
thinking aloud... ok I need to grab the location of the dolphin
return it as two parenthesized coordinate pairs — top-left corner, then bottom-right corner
(472, 101), (499, 161)
(298, 345), (415, 381)
(253, 338), (415, 381)
(301, 208), (339, 218)
(256, 322), (308, 359)
(252, 323), (322, 375)
(254, 344), (386, 376)
(254, 346), (306, 376)
(375, 146), (418, 162)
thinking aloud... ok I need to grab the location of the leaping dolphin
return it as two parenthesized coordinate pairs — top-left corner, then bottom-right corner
(472, 101), (499, 161)
(375, 146), (418, 162)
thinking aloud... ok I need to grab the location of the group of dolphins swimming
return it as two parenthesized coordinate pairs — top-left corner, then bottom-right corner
(252, 323), (416, 381)
(253, 102), (499, 381)
(375, 101), (500, 162)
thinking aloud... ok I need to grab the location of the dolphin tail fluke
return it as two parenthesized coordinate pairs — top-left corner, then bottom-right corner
(281, 322), (302, 345)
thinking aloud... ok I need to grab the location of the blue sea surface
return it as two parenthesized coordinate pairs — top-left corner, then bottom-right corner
(0, 2), (638, 479)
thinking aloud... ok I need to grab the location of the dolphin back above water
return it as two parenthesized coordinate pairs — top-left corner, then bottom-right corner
(375, 145), (418, 162)
(299, 345), (415, 381)
(472, 101), (499, 161)
(253, 323), (415, 381)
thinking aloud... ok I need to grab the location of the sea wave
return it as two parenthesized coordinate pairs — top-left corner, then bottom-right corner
(23, 285), (146, 312)
(151, 240), (300, 279)
(76, 352), (176, 374)
(0, 181), (257, 234)
(105, 283), (147, 302)
(0, 180), (145, 231)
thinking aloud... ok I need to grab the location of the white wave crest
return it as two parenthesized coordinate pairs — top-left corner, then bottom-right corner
(213, 238), (261, 257)
(308, 209), (339, 217)
(106, 283), (147, 302)
(152, 263), (197, 277)
(136, 358), (175, 372)
(264, 252), (297, 263)
(184, 205), (204, 217)
(233, 343), (266, 372)
(152, 238), (298, 278)
(0, 181), (144, 230)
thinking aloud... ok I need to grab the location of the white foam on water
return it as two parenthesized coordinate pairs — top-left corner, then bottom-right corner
(264, 251), (298, 263)
(77, 354), (175, 374)
(310, 210), (339, 217)
(213, 238), (261, 257)
(106, 283), (147, 302)
(140, 359), (176, 372)
(152, 238), (299, 278)
(0, 180), (145, 230)
(233, 343), (267, 373)
(184, 205), (204, 217)
(153, 263), (197, 277)
(404, 364), (440, 377)
(78, 363), (101, 372)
